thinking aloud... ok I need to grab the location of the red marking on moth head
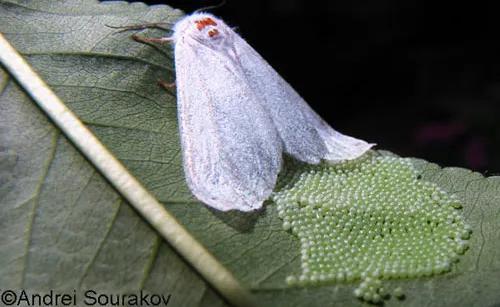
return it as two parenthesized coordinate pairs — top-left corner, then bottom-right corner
(195, 18), (217, 30)
(208, 29), (219, 37)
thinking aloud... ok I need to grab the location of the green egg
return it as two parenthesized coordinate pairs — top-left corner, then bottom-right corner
(274, 154), (470, 302)
(393, 287), (405, 299)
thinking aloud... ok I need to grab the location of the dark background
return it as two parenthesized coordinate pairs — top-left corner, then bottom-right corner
(110, 0), (500, 173)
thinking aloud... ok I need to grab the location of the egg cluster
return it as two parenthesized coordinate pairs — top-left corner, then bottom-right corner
(273, 155), (471, 302)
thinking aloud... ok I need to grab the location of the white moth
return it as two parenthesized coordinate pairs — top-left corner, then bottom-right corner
(156, 13), (373, 211)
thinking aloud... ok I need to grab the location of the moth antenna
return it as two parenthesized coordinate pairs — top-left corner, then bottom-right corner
(194, 0), (227, 13)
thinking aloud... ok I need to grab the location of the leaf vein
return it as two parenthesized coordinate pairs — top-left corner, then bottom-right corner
(78, 197), (122, 288)
(20, 129), (59, 287)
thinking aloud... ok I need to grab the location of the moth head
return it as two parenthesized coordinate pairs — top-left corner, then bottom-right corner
(174, 13), (228, 46)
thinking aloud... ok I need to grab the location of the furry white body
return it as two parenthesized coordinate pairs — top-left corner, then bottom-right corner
(172, 13), (373, 211)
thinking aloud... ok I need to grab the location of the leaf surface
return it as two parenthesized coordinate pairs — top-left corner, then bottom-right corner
(1, 1), (499, 307)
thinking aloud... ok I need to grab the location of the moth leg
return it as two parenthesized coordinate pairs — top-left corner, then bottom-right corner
(105, 22), (171, 32)
(106, 23), (173, 43)
(158, 79), (176, 90)
(132, 34), (173, 44)
(108, 23), (174, 86)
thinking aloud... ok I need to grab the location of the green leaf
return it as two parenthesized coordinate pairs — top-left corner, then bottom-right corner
(0, 56), (227, 307)
(0, 1), (228, 306)
(1, 1), (499, 307)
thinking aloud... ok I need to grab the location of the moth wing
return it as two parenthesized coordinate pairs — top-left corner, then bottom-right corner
(175, 41), (282, 211)
(232, 33), (374, 163)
